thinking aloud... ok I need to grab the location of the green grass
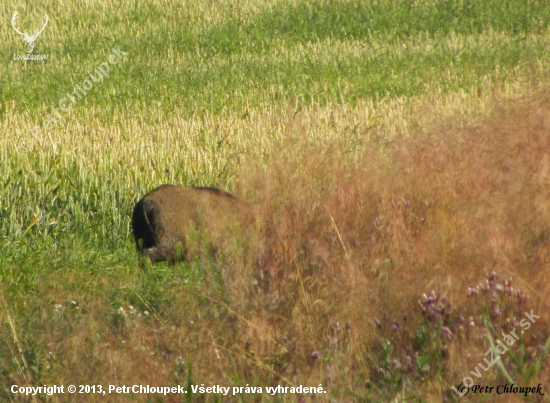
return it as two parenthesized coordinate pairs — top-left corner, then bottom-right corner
(1, 0), (549, 118)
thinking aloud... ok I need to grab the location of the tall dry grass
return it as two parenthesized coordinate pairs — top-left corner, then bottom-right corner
(229, 89), (550, 400)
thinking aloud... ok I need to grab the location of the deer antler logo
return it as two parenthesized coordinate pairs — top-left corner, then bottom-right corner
(11, 12), (49, 54)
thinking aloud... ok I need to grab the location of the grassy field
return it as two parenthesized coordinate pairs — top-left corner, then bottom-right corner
(1, 0), (550, 401)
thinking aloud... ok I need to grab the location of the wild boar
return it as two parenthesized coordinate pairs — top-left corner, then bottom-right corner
(132, 184), (250, 263)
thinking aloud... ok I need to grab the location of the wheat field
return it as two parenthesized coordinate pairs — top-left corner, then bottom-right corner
(1, 0), (550, 402)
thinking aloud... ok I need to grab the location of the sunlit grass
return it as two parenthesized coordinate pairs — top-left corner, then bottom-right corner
(1, 0), (549, 115)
